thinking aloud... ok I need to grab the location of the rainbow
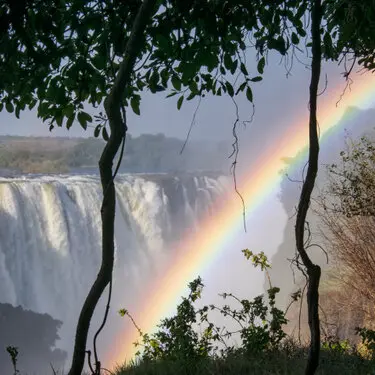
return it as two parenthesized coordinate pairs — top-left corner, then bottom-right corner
(107, 71), (375, 367)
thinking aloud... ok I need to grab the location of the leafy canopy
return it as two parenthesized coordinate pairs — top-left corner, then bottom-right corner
(0, 0), (309, 137)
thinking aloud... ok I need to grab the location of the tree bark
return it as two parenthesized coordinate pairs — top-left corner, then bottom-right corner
(294, 1), (322, 374)
(67, 1), (157, 374)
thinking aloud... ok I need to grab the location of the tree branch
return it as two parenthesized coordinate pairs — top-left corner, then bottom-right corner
(294, 0), (322, 374)
(67, 1), (157, 375)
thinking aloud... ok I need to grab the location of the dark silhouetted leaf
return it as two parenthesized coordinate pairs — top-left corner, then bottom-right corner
(177, 95), (184, 110)
(171, 76), (181, 91)
(291, 32), (299, 45)
(257, 57), (265, 75)
(66, 114), (75, 129)
(240, 62), (248, 76)
(246, 86), (253, 102)
(102, 127), (109, 141)
(226, 81), (234, 97)
(77, 111), (92, 130)
(5, 102), (14, 113)
(94, 125), (101, 138)
(131, 97), (141, 115)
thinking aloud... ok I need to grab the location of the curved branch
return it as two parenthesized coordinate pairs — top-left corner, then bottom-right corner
(294, 0), (322, 374)
(67, 1), (157, 375)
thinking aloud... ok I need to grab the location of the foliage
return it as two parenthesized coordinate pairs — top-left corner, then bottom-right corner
(0, 0), (373, 134)
(321, 338), (351, 355)
(325, 134), (375, 217)
(325, 0), (375, 71)
(116, 250), (375, 374)
(318, 133), (375, 306)
(6, 346), (19, 375)
(356, 327), (375, 359)
(242, 249), (271, 272)
(120, 252), (290, 363)
(116, 350), (374, 375)
(0, 0), (311, 135)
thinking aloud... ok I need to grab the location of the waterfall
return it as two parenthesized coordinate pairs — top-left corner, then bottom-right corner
(0, 173), (226, 370)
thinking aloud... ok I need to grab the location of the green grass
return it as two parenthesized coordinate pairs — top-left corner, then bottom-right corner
(114, 350), (375, 375)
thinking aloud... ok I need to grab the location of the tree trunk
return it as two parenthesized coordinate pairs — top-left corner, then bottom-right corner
(294, 1), (322, 374)
(67, 1), (157, 374)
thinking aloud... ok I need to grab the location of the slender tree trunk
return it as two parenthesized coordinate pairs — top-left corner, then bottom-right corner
(294, 1), (322, 374)
(67, 1), (157, 374)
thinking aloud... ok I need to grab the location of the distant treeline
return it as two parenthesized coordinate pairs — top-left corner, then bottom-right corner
(0, 303), (66, 374)
(0, 134), (229, 174)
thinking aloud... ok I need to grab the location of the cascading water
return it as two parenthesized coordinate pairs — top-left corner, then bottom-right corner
(0, 173), (227, 372)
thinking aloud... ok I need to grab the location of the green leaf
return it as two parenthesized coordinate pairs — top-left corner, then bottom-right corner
(251, 76), (263, 82)
(236, 82), (247, 95)
(166, 91), (178, 98)
(291, 32), (299, 45)
(5, 102), (14, 113)
(323, 32), (334, 57)
(225, 81), (234, 97)
(94, 125), (101, 138)
(230, 59), (238, 75)
(198, 50), (218, 71)
(15, 106), (20, 119)
(0, 102), (3, 112)
(298, 28), (307, 37)
(136, 79), (146, 90)
(246, 86), (253, 102)
(149, 71), (160, 90)
(55, 115), (63, 127)
(62, 104), (74, 118)
(28, 99), (37, 110)
(102, 127), (109, 141)
(240, 62), (248, 76)
(171, 76), (181, 91)
(257, 57), (265, 75)
(189, 79), (198, 94)
(155, 34), (170, 51)
(131, 97), (141, 115)
(269, 37), (286, 55)
(177, 95), (184, 110)
(160, 68), (169, 86)
(77, 111), (92, 130)
(66, 114), (75, 129)
(92, 54), (107, 70)
(181, 63), (197, 82)
(224, 54), (232, 71)
(154, 85), (166, 92)
(186, 92), (196, 101)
